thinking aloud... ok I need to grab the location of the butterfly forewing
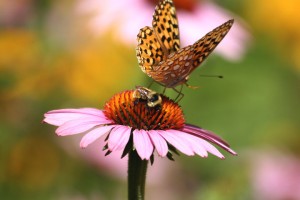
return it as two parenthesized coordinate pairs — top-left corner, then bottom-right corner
(136, 26), (164, 74)
(150, 19), (234, 87)
(152, 0), (180, 55)
(191, 19), (234, 68)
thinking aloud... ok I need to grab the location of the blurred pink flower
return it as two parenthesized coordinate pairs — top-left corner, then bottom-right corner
(0, 0), (33, 26)
(77, 0), (250, 60)
(44, 89), (236, 160)
(251, 151), (300, 200)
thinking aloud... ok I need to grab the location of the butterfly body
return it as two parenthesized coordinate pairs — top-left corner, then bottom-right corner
(136, 0), (234, 88)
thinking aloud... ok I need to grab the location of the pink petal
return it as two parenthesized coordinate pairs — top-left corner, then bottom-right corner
(108, 126), (131, 151)
(168, 130), (224, 158)
(133, 130), (153, 160)
(56, 120), (102, 136)
(179, 133), (208, 158)
(181, 128), (228, 158)
(184, 124), (229, 145)
(158, 130), (194, 156)
(44, 108), (112, 126)
(148, 130), (168, 157)
(196, 138), (225, 159)
(80, 125), (115, 148)
(183, 125), (237, 155)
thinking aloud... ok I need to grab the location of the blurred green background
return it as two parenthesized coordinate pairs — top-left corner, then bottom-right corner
(1, 0), (300, 199)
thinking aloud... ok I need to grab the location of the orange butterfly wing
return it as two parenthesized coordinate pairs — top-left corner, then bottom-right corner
(149, 19), (234, 87)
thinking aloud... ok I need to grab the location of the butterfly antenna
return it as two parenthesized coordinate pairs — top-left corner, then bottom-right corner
(199, 74), (224, 79)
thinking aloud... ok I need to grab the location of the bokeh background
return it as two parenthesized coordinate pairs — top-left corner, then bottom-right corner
(1, 0), (300, 199)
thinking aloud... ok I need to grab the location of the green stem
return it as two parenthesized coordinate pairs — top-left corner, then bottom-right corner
(128, 150), (148, 200)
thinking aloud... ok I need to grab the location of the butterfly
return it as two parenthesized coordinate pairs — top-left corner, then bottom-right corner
(136, 0), (234, 90)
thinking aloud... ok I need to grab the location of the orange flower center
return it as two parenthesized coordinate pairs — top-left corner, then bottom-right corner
(103, 90), (185, 130)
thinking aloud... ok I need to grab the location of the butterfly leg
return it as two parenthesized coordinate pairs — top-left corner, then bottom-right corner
(162, 87), (167, 94)
(185, 82), (199, 89)
(173, 85), (184, 102)
(151, 81), (167, 95)
(147, 80), (155, 88)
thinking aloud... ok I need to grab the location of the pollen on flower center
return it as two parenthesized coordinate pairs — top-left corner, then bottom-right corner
(103, 90), (185, 130)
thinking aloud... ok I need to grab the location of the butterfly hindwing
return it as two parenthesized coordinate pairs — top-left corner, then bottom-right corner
(149, 46), (195, 87)
(136, 26), (164, 74)
(152, 0), (180, 55)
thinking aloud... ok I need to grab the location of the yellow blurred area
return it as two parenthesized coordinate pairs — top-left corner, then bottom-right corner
(0, 29), (68, 101)
(6, 136), (60, 190)
(0, 28), (139, 102)
(248, 0), (300, 35)
(66, 39), (139, 102)
(245, 0), (300, 71)
(0, 29), (38, 71)
(0, 18), (141, 102)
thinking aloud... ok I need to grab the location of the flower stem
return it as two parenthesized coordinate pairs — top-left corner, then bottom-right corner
(128, 150), (148, 200)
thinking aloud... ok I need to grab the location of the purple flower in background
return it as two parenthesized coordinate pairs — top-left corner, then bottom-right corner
(251, 151), (300, 200)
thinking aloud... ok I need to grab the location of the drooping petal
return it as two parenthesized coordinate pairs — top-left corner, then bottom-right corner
(133, 130), (153, 160)
(165, 129), (208, 157)
(178, 132), (208, 157)
(56, 120), (103, 136)
(147, 130), (168, 157)
(182, 125), (237, 155)
(196, 138), (225, 159)
(80, 125), (115, 148)
(108, 125), (131, 151)
(167, 130), (225, 158)
(184, 124), (229, 145)
(158, 130), (194, 156)
(44, 108), (113, 126)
